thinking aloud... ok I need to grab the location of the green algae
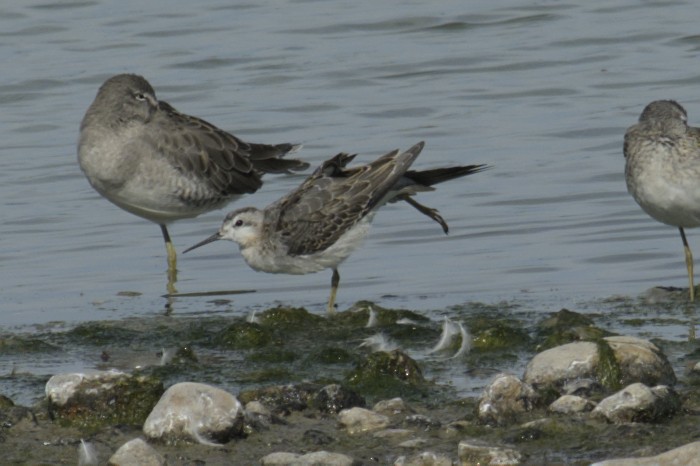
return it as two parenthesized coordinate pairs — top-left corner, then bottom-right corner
(47, 374), (163, 433)
(213, 321), (272, 349)
(596, 339), (623, 392)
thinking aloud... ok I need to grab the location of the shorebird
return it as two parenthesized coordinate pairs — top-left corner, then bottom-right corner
(624, 99), (700, 301)
(77, 74), (308, 291)
(184, 141), (487, 313)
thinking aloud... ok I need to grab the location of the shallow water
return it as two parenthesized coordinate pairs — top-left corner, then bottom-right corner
(2, 0), (700, 394)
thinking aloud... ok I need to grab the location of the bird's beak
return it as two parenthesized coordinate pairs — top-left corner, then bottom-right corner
(183, 232), (222, 254)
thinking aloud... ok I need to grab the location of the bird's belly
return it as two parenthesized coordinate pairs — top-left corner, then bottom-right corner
(629, 172), (700, 228)
(242, 221), (372, 275)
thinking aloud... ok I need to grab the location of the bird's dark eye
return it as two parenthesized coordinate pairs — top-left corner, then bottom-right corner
(134, 93), (146, 101)
(234, 219), (244, 227)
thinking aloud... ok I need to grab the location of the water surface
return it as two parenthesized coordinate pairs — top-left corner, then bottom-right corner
(2, 1), (700, 360)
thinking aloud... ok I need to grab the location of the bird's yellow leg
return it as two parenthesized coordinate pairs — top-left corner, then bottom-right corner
(680, 227), (695, 302)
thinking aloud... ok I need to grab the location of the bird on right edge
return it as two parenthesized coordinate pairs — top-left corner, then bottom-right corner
(184, 141), (487, 313)
(624, 100), (700, 301)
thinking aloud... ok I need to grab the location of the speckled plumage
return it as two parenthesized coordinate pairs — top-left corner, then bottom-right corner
(185, 141), (487, 313)
(78, 74), (307, 288)
(624, 99), (700, 301)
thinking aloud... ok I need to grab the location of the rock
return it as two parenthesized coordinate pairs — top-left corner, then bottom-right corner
(477, 374), (538, 425)
(523, 337), (675, 396)
(347, 349), (424, 382)
(45, 371), (163, 429)
(591, 383), (681, 424)
(394, 451), (453, 466)
(590, 440), (700, 465)
(143, 382), (244, 445)
(238, 383), (319, 415)
(213, 321), (272, 349)
(373, 428), (413, 439)
(260, 450), (356, 465)
(311, 384), (365, 414)
(605, 336), (676, 387)
(107, 438), (165, 466)
(405, 414), (441, 429)
(548, 395), (596, 414)
(457, 439), (522, 465)
(373, 397), (411, 416)
(338, 407), (390, 434)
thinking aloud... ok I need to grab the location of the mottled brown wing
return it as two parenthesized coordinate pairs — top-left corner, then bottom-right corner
(148, 101), (266, 196)
(272, 143), (424, 256)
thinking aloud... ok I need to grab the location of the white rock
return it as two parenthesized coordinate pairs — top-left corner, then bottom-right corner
(523, 337), (676, 394)
(373, 397), (410, 415)
(591, 440), (700, 465)
(458, 439), (522, 465)
(260, 451), (355, 466)
(46, 370), (127, 406)
(548, 395), (596, 414)
(394, 451), (453, 466)
(591, 383), (680, 424)
(477, 374), (537, 425)
(108, 438), (165, 466)
(143, 382), (244, 446)
(338, 407), (390, 434)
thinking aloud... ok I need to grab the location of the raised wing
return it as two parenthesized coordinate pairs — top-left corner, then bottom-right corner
(270, 142), (425, 256)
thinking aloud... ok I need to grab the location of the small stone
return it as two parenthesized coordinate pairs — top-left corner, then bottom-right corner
(477, 374), (538, 425)
(398, 438), (429, 449)
(260, 451), (355, 466)
(143, 382), (244, 445)
(591, 383), (681, 424)
(311, 384), (365, 414)
(458, 439), (522, 465)
(591, 440), (700, 465)
(393, 451), (453, 466)
(108, 438), (165, 466)
(373, 428), (413, 439)
(548, 395), (596, 414)
(338, 407), (390, 434)
(373, 397), (410, 416)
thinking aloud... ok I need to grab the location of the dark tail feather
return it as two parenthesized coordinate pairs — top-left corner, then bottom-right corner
(249, 143), (310, 173)
(405, 164), (488, 187)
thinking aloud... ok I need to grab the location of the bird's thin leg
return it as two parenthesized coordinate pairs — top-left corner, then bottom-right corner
(327, 268), (340, 314)
(160, 224), (178, 294)
(680, 227), (695, 302)
(401, 195), (449, 234)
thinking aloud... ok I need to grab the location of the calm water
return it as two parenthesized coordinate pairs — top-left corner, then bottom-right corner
(2, 0), (700, 336)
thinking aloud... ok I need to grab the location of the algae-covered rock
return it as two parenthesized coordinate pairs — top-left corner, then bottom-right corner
(143, 382), (244, 445)
(310, 383), (365, 414)
(523, 336), (676, 396)
(470, 318), (530, 350)
(591, 383), (681, 424)
(335, 301), (430, 327)
(307, 346), (355, 365)
(0, 336), (58, 353)
(238, 383), (320, 414)
(477, 374), (538, 426)
(535, 308), (613, 350)
(213, 321), (272, 349)
(256, 306), (324, 329)
(45, 371), (163, 431)
(346, 350), (426, 399)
